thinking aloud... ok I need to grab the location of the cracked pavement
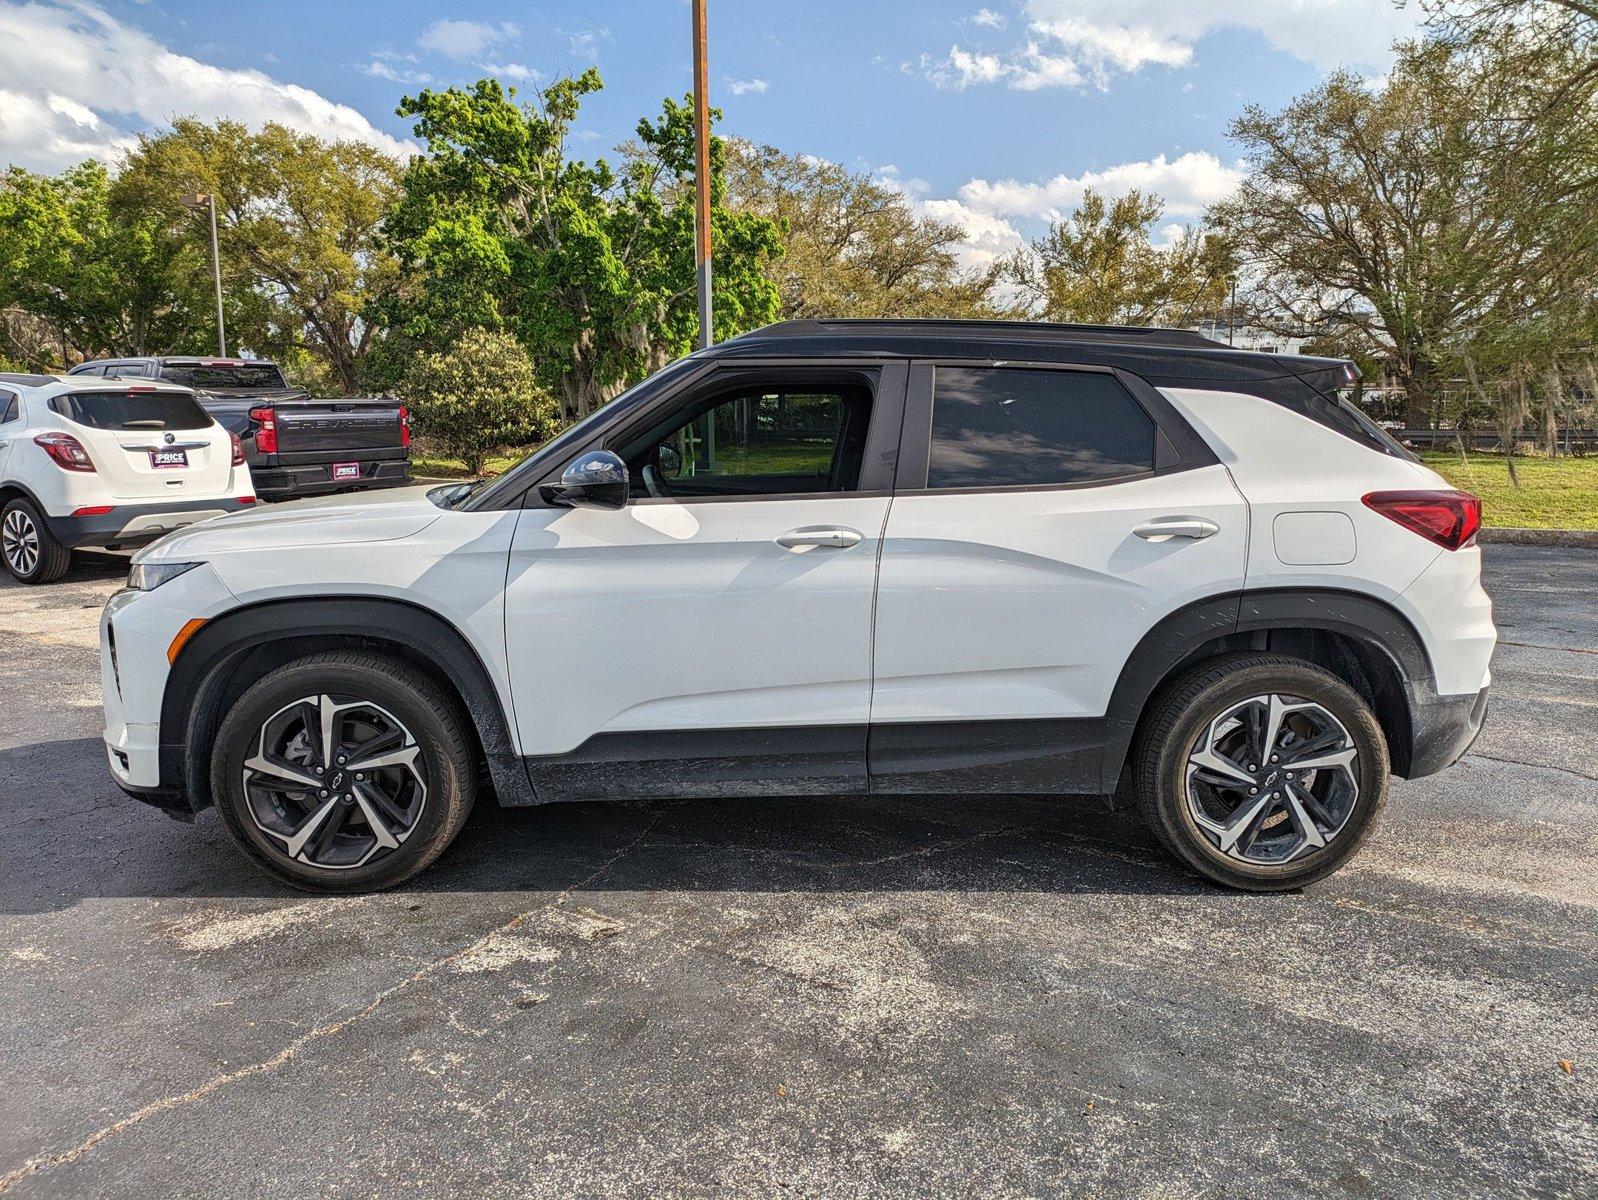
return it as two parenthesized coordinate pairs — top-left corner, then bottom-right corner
(1, 546), (1594, 1198)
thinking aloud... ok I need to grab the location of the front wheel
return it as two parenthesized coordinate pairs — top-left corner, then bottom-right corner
(1131, 653), (1390, 891)
(211, 652), (478, 893)
(2, 498), (70, 584)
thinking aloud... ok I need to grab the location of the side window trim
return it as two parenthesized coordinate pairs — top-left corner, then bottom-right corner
(896, 358), (1217, 494)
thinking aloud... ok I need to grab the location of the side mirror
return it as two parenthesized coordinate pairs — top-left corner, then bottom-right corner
(542, 449), (629, 510)
(657, 443), (682, 478)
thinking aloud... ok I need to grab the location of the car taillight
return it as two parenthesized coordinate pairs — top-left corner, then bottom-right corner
(1363, 489), (1482, 551)
(230, 430), (246, 466)
(236, 496), (257, 504)
(249, 406), (277, 454)
(399, 404), (411, 448)
(34, 432), (96, 472)
(72, 505), (114, 516)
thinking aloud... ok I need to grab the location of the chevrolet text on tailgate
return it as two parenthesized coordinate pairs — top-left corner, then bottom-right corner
(100, 319), (1495, 894)
(67, 357), (411, 501)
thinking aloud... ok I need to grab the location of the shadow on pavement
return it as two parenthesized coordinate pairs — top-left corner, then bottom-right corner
(0, 735), (1205, 915)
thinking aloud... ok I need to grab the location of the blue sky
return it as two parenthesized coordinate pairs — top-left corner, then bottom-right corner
(0, 1), (1425, 261)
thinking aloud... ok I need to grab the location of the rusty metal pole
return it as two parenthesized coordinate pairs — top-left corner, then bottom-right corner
(692, 0), (713, 349)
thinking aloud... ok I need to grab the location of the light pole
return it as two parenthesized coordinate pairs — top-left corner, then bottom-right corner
(691, 0), (713, 350)
(180, 192), (227, 357)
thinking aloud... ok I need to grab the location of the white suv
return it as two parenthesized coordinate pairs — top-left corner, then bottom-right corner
(1, 373), (256, 583)
(98, 321), (1495, 893)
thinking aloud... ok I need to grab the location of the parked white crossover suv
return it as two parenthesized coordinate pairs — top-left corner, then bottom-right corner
(99, 321), (1495, 893)
(1, 373), (256, 583)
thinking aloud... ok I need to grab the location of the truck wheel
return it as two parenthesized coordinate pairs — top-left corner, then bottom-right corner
(1131, 652), (1390, 891)
(211, 652), (477, 893)
(2, 498), (71, 584)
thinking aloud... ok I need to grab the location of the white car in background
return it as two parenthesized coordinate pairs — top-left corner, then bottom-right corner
(0, 372), (257, 584)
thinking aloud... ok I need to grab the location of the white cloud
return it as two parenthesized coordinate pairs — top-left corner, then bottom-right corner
(956, 150), (1244, 219)
(360, 53), (434, 86)
(565, 27), (609, 60)
(416, 19), (519, 61)
(968, 7), (1008, 28)
(923, 42), (1085, 90)
(0, 1), (413, 172)
(922, 197), (1025, 269)
(484, 62), (540, 83)
(725, 77), (769, 96)
(924, 1), (1421, 91)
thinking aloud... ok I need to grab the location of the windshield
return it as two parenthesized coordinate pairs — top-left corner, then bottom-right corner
(53, 391), (212, 431)
(460, 355), (706, 510)
(158, 363), (287, 390)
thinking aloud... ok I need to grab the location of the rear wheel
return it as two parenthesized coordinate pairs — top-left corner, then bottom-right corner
(211, 652), (477, 892)
(1132, 653), (1390, 891)
(1, 498), (70, 584)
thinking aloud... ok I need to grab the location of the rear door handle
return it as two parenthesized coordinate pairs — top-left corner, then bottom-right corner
(1134, 516), (1220, 542)
(776, 526), (862, 549)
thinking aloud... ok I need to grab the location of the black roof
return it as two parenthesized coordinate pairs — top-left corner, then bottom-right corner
(712, 318), (1349, 394)
(0, 372), (56, 387)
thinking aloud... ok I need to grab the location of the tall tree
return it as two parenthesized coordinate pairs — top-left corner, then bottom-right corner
(723, 140), (1002, 319)
(114, 120), (404, 394)
(1209, 34), (1598, 425)
(377, 72), (782, 422)
(1004, 187), (1231, 327)
(0, 162), (208, 368)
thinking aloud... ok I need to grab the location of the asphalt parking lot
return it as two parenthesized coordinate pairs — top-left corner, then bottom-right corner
(1, 546), (1593, 1198)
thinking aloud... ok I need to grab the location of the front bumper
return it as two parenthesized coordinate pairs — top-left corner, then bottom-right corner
(47, 496), (256, 549)
(101, 563), (236, 819)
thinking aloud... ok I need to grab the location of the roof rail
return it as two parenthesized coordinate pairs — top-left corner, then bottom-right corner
(737, 318), (1219, 350)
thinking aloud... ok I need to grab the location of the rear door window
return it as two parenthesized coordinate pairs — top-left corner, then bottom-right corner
(927, 367), (1156, 489)
(0, 393), (17, 423)
(157, 363), (286, 390)
(52, 391), (213, 431)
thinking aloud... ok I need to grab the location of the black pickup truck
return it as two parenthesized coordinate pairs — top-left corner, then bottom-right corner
(66, 357), (411, 501)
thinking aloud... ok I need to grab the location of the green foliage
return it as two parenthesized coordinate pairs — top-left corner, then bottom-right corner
(376, 72), (782, 422)
(113, 119), (403, 394)
(1422, 450), (1598, 529)
(723, 140), (1004, 318)
(1209, 33), (1598, 423)
(402, 327), (556, 475)
(0, 161), (209, 368)
(1004, 188), (1232, 326)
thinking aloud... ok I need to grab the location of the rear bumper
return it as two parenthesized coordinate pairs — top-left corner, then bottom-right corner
(45, 496), (256, 549)
(1401, 685), (1490, 779)
(251, 457), (411, 500)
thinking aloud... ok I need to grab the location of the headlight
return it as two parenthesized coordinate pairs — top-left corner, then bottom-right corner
(128, 561), (203, 591)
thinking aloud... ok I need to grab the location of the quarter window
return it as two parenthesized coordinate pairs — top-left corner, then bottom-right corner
(928, 367), (1156, 489)
(0, 394), (17, 424)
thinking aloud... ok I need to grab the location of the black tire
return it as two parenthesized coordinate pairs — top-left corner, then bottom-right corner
(1131, 652), (1390, 892)
(211, 652), (478, 893)
(1, 498), (71, 584)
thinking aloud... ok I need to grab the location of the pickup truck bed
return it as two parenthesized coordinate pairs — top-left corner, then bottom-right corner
(202, 391), (412, 500)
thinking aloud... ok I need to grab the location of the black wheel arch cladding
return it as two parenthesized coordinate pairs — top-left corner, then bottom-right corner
(160, 596), (533, 814)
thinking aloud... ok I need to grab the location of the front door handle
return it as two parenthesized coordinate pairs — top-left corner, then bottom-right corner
(776, 526), (863, 549)
(1134, 516), (1220, 542)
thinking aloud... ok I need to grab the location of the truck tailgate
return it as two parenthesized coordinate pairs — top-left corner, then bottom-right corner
(274, 401), (405, 454)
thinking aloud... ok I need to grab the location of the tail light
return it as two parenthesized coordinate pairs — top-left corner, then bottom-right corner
(249, 406), (277, 454)
(230, 430), (246, 466)
(1363, 489), (1482, 551)
(399, 404), (411, 448)
(35, 432), (96, 472)
(72, 505), (114, 516)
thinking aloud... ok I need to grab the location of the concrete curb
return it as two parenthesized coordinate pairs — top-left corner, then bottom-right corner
(1480, 527), (1598, 549)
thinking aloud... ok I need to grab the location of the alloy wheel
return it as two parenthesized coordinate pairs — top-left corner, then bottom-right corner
(242, 694), (427, 870)
(1184, 692), (1360, 866)
(2, 508), (39, 577)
